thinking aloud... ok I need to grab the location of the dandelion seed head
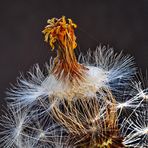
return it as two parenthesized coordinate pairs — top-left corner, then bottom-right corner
(1, 16), (147, 148)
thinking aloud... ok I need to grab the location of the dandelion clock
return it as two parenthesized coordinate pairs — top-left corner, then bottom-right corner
(0, 16), (148, 148)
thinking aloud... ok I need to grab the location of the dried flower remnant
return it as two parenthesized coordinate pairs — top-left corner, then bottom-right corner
(0, 16), (148, 148)
(42, 16), (87, 84)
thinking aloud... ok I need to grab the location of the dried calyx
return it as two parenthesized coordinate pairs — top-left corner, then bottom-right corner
(42, 16), (87, 83)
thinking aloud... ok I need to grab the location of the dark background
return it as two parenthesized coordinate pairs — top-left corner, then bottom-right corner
(0, 0), (148, 108)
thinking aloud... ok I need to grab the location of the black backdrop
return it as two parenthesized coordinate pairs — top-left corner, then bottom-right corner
(0, 0), (148, 108)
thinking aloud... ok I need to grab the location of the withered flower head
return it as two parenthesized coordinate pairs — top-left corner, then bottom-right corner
(42, 16), (77, 50)
(42, 16), (87, 83)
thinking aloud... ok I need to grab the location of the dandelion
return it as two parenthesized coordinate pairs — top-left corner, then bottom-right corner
(0, 106), (30, 148)
(0, 16), (148, 147)
(122, 104), (148, 147)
